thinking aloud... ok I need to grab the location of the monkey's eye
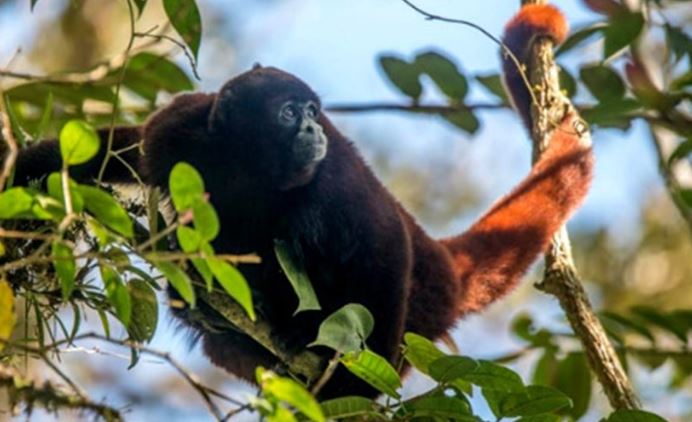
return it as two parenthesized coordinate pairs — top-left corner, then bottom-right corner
(279, 104), (298, 125)
(305, 103), (319, 119)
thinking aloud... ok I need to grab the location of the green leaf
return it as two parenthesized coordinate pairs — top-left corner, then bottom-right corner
(47, 172), (84, 213)
(444, 111), (479, 135)
(101, 265), (132, 327)
(532, 350), (559, 385)
(555, 353), (591, 419)
(517, 415), (562, 422)
(169, 162), (205, 211)
(163, 0), (202, 60)
(127, 279), (158, 343)
(59, 120), (100, 166)
(123, 53), (194, 102)
(176, 226), (213, 290)
(414, 51), (468, 99)
(631, 306), (688, 344)
(603, 11), (644, 60)
(606, 409), (668, 422)
(77, 185), (133, 238)
(475, 74), (509, 104)
(274, 240), (320, 314)
(499, 385), (572, 417)
(257, 368), (325, 422)
(341, 350), (401, 398)
(0, 188), (34, 219)
(666, 25), (692, 62)
(207, 257), (255, 321)
(132, 0), (148, 17)
(559, 66), (577, 98)
(428, 355), (478, 383)
(379, 56), (422, 100)
(668, 139), (692, 166)
(33, 92), (53, 140)
(403, 332), (445, 374)
(309, 304), (373, 354)
(580, 98), (641, 129)
(580, 65), (625, 103)
(402, 396), (474, 420)
(464, 360), (525, 393)
(600, 311), (655, 343)
(52, 242), (76, 300)
(191, 199), (219, 241)
(320, 396), (376, 419)
(155, 261), (196, 307)
(556, 23), (607, 56)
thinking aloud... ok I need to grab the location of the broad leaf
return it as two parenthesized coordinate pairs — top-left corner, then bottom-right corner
(59, 120), (100, 166)
(0, 188), (34, 219)
(320, 396), (376, 420)
(499, 385), (572, 417)
(77, 185), (133, 238)
(156, 261), (196, 307)
(603, 11), (644, 60)
(101, 265), (132, 327)
(127, 279), (158, 343)
(580, 65), (625, 103)
(403, 396), (474, 420)
(403, 332), (445, 374)
(428, 355), (478, 383)
(257, 368), (325, 422)
(607, 410), (667, 422)
(310, 304), (373, 353)
(169, 162), (205, 211)
(341, 350), (401, 398)
(274, 239), (320, 314)
(163, 0), (202, 60)
(464, 360), (525, 393)
(379, 56), (422, 100)
(207, 257), (255, 320)
(52, 242), (76, 300)
(414, 51), (468, 99)
(476, 74), (509, 104)
(444, 111), (479, 135)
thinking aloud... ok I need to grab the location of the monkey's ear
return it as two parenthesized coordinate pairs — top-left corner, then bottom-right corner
(208, 86), (233, 133)
(252, 62), (263, 70)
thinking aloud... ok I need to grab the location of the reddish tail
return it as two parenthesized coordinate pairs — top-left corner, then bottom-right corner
(442, 5), (593, 316)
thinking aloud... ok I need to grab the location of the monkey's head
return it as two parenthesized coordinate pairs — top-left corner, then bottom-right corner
(209, 67), (328, 190)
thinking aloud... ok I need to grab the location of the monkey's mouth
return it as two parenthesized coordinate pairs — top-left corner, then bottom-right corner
(294, 133), (328, 165)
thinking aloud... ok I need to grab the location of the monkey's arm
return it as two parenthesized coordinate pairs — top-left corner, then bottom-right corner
(9, 126), (142, 186)
(442, 4), (593, 315)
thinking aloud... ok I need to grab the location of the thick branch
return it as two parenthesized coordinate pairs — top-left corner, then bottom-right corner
(521, 0), (640, 410)
(198, 290), (327, 383)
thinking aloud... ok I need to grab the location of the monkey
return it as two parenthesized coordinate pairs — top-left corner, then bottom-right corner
(4, 4), (589, 399)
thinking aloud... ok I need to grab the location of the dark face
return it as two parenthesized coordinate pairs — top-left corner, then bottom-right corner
(209, 67), (329, 190)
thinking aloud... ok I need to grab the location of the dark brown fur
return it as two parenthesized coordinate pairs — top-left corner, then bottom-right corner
(6, 5), (592, 398)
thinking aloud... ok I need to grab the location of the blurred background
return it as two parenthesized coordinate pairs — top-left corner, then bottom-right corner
(0, 0), (690, 421)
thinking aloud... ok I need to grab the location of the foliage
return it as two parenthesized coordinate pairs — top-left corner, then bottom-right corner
(0, 0), (689, 421)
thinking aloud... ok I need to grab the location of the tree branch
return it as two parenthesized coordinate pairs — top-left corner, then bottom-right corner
(0, 364), (122, 422)
(520, 0), (640, 411)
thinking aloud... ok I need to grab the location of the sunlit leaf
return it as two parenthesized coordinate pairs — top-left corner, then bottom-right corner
(274, 239), (320, 314)
(0, 279), (16, 352)
(163, 0), (202, 60)
(310, 304), (373, 353)
(169, 162), (205, 211)
(403, 332), (445, 374)
(379, 56), (422, 100)
(257, 368), (325, 422)
(0, 188), (34, 219)
(207, 257), (255, 320)
(155, 261), (196, 307)
(192, 199), (219, 242)
(341, 350), (401, 398)
(47, 173), (84, 213)
(77, 185), (133, 238)
(52, 242), (76, 300)
(59, 120), (100, 166)
(176, 226), (213, 290)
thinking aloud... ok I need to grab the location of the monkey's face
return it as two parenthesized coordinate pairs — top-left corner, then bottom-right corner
(209, 67), (329, 190)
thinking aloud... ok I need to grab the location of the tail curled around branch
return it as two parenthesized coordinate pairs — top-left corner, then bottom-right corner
(442, 4), (593, 316)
